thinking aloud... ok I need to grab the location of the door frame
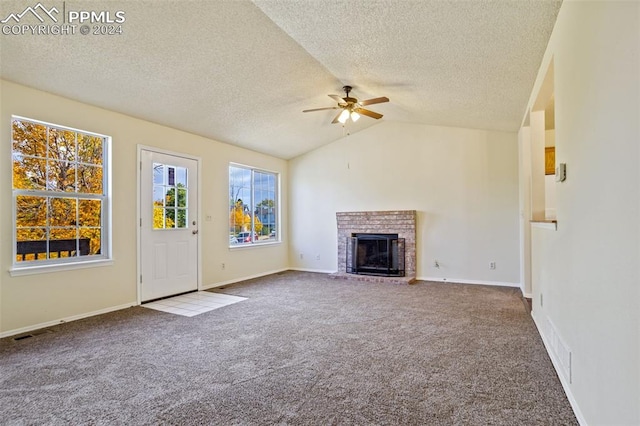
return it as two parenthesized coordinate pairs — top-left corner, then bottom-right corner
(136, 145), (202, 305)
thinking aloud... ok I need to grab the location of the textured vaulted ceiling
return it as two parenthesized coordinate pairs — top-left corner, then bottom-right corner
(0, 0), (561, 159)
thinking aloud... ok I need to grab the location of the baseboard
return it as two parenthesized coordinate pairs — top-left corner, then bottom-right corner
(288, 267), (336, 274)
(0, 302), (136, 339)
(531, 310), (587, 426)
(202, 268), (289, 289)
(416, 276), (520, 288)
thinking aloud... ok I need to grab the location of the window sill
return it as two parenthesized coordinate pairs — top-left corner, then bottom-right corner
(530, 220), (557, 231)
(9, 258), (114, 277)
(229, 241), (281, 250)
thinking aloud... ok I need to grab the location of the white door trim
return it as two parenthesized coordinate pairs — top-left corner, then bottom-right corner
(136, 145), (202, 305)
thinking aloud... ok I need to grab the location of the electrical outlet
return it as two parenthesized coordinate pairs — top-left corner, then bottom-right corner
(205, 215), (213, 222)
(316, 254), (320, 261)
(434, 260), (440, 268)
(221, 263), (225, 270)
(490, 262), (496, 270)
(299, 253), (304, 260)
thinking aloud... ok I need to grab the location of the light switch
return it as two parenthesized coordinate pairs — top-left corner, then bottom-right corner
(555, 163), (566, 182)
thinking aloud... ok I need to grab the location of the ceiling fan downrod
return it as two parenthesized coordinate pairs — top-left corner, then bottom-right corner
(342, 85), (357, 104)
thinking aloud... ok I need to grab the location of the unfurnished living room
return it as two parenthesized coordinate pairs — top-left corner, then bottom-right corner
(0, 1), (638, 425)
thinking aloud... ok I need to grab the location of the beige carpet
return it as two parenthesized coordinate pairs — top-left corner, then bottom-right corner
(0, 271), (577, 425)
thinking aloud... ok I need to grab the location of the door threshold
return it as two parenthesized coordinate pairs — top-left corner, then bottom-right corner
(142, 289), (198, 305)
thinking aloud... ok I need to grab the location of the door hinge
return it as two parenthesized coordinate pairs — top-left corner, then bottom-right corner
(140, 274), (142, 284)
(140, 161), (142, 171)
(140, 218), (142, 227)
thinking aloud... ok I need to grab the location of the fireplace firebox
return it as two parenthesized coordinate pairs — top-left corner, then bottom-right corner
(346, 233), (405, 277)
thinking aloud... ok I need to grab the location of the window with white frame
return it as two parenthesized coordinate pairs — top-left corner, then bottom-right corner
(229, 164), (278, 245)
(11, 117), (110, 266)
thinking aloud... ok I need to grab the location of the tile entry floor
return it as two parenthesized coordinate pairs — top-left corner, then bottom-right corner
(142, 291), (246, 317)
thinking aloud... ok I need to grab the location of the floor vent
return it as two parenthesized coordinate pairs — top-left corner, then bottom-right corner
(548, 319), (572, 383)
(14, 334), (34, 341)
(13, 329), (54, 341)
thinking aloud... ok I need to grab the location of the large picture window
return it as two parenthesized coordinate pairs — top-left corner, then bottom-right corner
(229, 164), (278, 245)
(11, 117), (110, 267)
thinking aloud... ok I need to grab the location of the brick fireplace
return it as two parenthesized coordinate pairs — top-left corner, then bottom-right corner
(331, 210), (417, 284)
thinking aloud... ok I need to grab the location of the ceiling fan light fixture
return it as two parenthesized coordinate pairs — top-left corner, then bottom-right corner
(303, 85), (389, 124)
(338, 109), (350, 124)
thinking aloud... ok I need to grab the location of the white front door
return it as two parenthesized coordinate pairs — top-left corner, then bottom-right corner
(140, 149), (198, 302)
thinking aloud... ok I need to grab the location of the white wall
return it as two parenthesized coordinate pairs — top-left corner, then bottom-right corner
(518, 125), (533, 297)
(523, 1), (639, 424)
(0, 80), (288, 335)
(288, 121), (520, 286)
(545, 175), (556, 219)
(545, 129), (556, 219)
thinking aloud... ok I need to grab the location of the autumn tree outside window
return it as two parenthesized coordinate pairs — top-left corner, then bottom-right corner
(11, 117), (111, 267)
(229, 164), (278, 245)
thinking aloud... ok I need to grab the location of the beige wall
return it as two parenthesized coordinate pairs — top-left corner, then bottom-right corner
(522, 1), (639, 424)
(0, 80), (288, 335)
(288, 121), (520, 285)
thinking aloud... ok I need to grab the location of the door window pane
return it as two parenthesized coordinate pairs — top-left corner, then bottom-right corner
(152, 162), (188, 230)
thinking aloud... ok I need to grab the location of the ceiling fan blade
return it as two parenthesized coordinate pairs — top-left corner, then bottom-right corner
(331, 111), (343, 124)
(354, 108), (383, 119)
(329, 94), (346, 104)
(359, 96), (389, 106)
(303, 106), (340, 113)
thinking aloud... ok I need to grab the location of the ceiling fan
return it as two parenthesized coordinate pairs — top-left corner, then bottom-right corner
(303, 85), (389, 124)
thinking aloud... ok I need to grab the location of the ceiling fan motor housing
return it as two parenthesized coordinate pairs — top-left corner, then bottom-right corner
(342, 85), (356, 103)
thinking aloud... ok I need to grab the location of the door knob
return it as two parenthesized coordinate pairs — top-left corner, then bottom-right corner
(192, 230), (198, 235)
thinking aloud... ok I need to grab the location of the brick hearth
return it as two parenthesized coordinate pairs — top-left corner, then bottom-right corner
(331, 210), (417, 284)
